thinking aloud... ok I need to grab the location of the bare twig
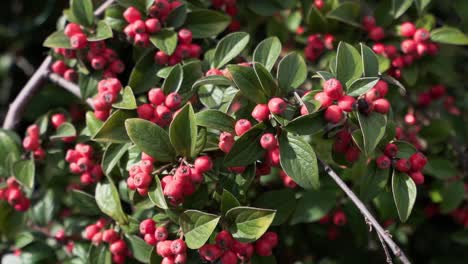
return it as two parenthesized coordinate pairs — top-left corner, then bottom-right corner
(2, 0), (115, 130)
(47, 72), (94, 108)
(377, 232), (394, 264)
(318, 158), (411, 264)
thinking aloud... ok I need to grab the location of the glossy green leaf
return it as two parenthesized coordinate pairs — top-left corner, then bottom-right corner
(150, 29), (178, 55)
(185, 10), (231, 38)
(192, 75), (233, 89)
(148, 176), (168, 209)
(95, 181), (128, 224)
(277, 52), (307, 94)
(440, 181), (464, 213)
(49, 122), (76, 140)
(291, 189), (336, 224)
(129, 50), (161, 93)
(88, 245), (111, 264)
(112, 86), (137, 110)
(86, 111), (103, 136)
(254, 62), (279, 97)
(391, 0), (414, 19)
(102, 143), (131, 176)
(71, 0), (94, 27)
(326, 2), (360, 27)
(224, 123), (266, 167)
(195, 110), (235, 133)
(357, 112), (387, 156)
(179, 210), (220, 249)
(125, 235), (153, 262)
(284, 113), (326, 136)
(166, 4), (187, 28)
(430, 26), (468, 45)
(253, 37), (282, 71)
(43, 31), (72, 49)
(335, 42), (363, 86)
(228, 64), (267, 104)
(360, 44), (379, 77)
(226, 207), (276, 242)
(347, 77), (379, 96)
(169, 104), (197, 158)
(254, 189), (296, 225)
(88, 21), (113, 41)
(13, 159), (35, 189)
(360, 163), (390, 202)
(162, 64), (183, 94)
(307, 5), (327, 32)
(70, 190), (101, 215)
(93, 110), (136, 143)
(392, 171), (417, 222)
(424, 158), (457, 180)
(221, 189), (240, 215)
(213, 32), (250, 68)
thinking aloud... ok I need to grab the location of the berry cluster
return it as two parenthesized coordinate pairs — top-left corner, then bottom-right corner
(304, 34), (335, 62)
(84, 219), (130, 264)
(154, 29), (201, 66)
(0, 177), (30, 212)
(92, 78), (123, 121)
(199, 230), (279, 263)
(139, 218), (168, 245)
(22, 124), (46, 160)
(137, 89), (182, 127)
(318, 210), (348, 240)
(332, 129), (361, 163)
(127, 153), (156, 196)
(356, 80), (390, 115)
(51, 60), (78, 82)
(362, 16), (385, 41)
(64, 23), (88, 49)
(123, 6), (161, 47)
(211, 0), (240, 32)
(51, 113), (76, 143)
(162, 156), (212, 205)
(417, 84), (460, 115)
(65, 143), (103, 185)
(376, 143), (428, 184)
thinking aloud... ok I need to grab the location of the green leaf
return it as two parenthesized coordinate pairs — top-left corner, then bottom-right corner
(31, 190), (56, 226)
(162, 64), (183, 94)
(440, 181), (464, 213)
(129, 50), (162, 94)
(248, 0), (283, 16)
(253, 63), (279, 97)
(291, 189), (336, 224)
(228, 65), (267, 104)
(86, 111), (103, 136)
(180, 60), (203, 94)
(430, 26), (468, 45)
(179, 210), (220, 249)
(79, 72), (100, 99)
(43, 31), (72, 49)
(394, 141), (417, 159)
(95, 181), (128, 224)
(125, 118), (176, 162)
(104, 5), (126, 31)
(125, 235), (153, 262)
(148, 176), (168, 209)
(307, 5), (327, 32)
(415, 0), (431, 14)
(360, 44), (379, 77)
(360, 163), (390, 202)
(0, 130), (21, 176)
(253, 37), (282, 71)
(88, 21), (113, 41)
(277, 52), (307, 94)
(284, 113), (326, 135)
(391, 0), (414, 19)
(226, 207), (276, 242)
(279, 133), (319, 189)
(192, 75), (233, 89)
(150, 29), (178, 55)
(88, 245), (111, 264)
(71, 0), (94, 27)
(335, 42), (363, 86)
(424, 158), (457, 180)
(357, 112), (387, 156)
(314, 71), (335, 81)
(166, 4), (187, 28)
(221, 189), (240, 215)
(112, 86), (137, 110)
(13, 159), (35, 189)
(254, 189), (296, 225)
(392, 171), (417, 222)
(347, 77), (379, 96)
(402, 65), (418, 86)
(70, 190), (101, 215)
(452, 230), (468, 246)
(213, 32), (250, 68)
(326, 2), (360, 27)
(102, 143), (131, 176)
(195, 110), (235, 133)
(185, 10), (231, 38)
(224, 123), (266, 167)
(93, 110), (136, 143)
(50, 122), (76, 140)
(169, 104), (197, 158)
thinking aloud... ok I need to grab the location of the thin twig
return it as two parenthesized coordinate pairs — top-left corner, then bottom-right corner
(377, 232), (394, 264)
(318, 157), (411, 264)
(47, 72), (94, 108)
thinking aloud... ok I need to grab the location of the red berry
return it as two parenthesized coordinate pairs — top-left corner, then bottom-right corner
(400, 22), (416, 37)
(430, 84), (446, 99)
(178, 29), (192, 44)
(255, 239), (272, 256)
(376, 155), (391, 169)
(362, 16), (376, 31)
(155, 226), (168, 241)
(314, 92), (333, 109)
(94, 110), (110, 121)
(70, 33), (88, 49)
(409, 171), (425, 185)
(123, 7), (142, 23)
(133, 172), (152, 189)
(161, 257), (175, 264)
(102, 229), (119, 243)
(174, 253), (187, 264)
(135, 33), (150, 47)
(337, 95), (356, 112)
(64, 69), (78, 82)
(174, 165), (192, 182)
(85, 224), (101, 240)
(199, 244), (223, 262)
(163, 180), (185, 202)
(369, 27), (385, 41)
(109, 60), (125, 74)
(219, 132), (235, 153)
(113, 254), (126, 264)
(374, 80), (388, 97)
(91, 56), (106, 70)
(132, 20), (146, 34)
(144, 233), (157, 245)
(265, 148), (280, 167)
(323, 78), (344, 100)
(314, 0), (324, 9)
(165, 92), (182, 110)
(206, 68), (224, 76)
(372, 43), (385, 54)
(260, 133), (278, 150)
(51, 113), (66, 129)
(413, 28), (430, 42)
(232, 241), (254, 261)
(109, 240), (127, 255)
(401, 39), (417, 54)
(395, 158), (411, 172)
(345, 146), (360, 163)
(171, 239), (187, 255)
(409, 152), (427, 171)
(268, 98), (287, 115)
(126, 176), (137, 190)
(140, 160), (154, 174)
(384, 143), (398, 157)
(333, 210), (347, 226)
(51, 60), (68, 75)
(373, 98), (390, 114)
(324, 105), (343, 124)
(64, 23), (83, 37)
(251, 104), (270, 122)
(139, 219), (156, 235)
(215, 230), (235, 250)
(262, 232), (279, 248)
(148, 88), (165, 105)
(190, 168), (203, 183)
(155, 105), (173, 125)
(155, 51), (169, 65)
(137, 104), (155, 120)
(98, 78), (122, 94)
(417, 43), (427, 56)
(194, 156), (213, 173)
(23, 136), (39, 151)
(235, 119), (252, 136)
(157, 240), (173, 258)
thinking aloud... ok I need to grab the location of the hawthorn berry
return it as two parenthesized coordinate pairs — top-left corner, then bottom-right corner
(413, 28), (430, 42)
(70, 33), (88, 49)
(369, 27), (385, 41)
(52, 60), (67, 75)
(194, 156), (213, 173)
(409, 171), (425, 185)
(199, 244), (223, 262)
(324, 105), (343, 124)
(64, 23), (82, 37)
(110, 240), (127, 255)
(235, 119), (252, 136)
(178, 29), (193, 44)
(395, 158), (411, 172)
(102, 229), (119, 243)
(337, 95), (356, 112)
(251, 104), (270, 122)
(314, 92), (333, 108)
(376, 155), (391, 169)
(323, 78), (344, 100)
(123, 7), (142, 23)
(373, 98), (390, 114)
(157, 240), (174, 258)
(220, 251), (237, 264)
(139, 219), (156, 235)
(174, 165), (192, 181)
(171, 239), (187, 255)
(268, 97), (287, 115)
(400, 22), (416, 37)
(216, 230), (235, 250)
(384, 143), (398, 158)
(155, 226), (168, 241)
(260, 133), (278, 150)
(165, 92), (182, 110)
(409, 152), (427, 171)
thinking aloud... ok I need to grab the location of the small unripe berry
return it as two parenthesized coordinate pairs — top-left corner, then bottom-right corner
(235, 119), (252, 136)
(268, 98), (287, 115)
(314, 92), (332, 109)
(194, 156), (213, 173)
(395, 158), (411, 172)
(376, 155), (391, 169)
(323, 78), (344, 100)
(251, 104), (270, 122)
(373, 98), (390, 114)
(400, 22), (416, 37)
(260, 133), (278, 150)
(324, 105), (343, 124)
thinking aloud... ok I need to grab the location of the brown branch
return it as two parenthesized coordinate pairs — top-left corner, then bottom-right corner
(318, 158), (411, 264)
(2, 0), (115, 130)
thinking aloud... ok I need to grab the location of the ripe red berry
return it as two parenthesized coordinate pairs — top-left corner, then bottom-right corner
(171, 239), (187, 255)
(163, 179), (185, 202)
(362, 16), (376, 31)
(376, 155), (391, 169)
(51, 60), (68, 75)
(155, 51), (169, 65)
(430, 84), (446, 99)
(143, 18), (161, 34)
(85, 224), (101, 240)
(148, 88), (166, 105)
(51, 113), (67, 129)
(155, 105), (173, 125)
(265, 148), (280, 167)
(409, 171), (425, 185)
(345, 146), (360, 163)
(255, 239), (272, 256)
(155, 226), (168, 241)
(91, 56), (107, 70)
(401, 39), (417, 54)
(216, 230), (235, 250)
(94, 110), (109, 121)
(413, 28), (430, 42)
(374, 80), (388, 97)
(260, 133), (278, 150)
(323, 78), (344, 100)
(137, 104), (155, 120)
(373, 98), (390, 114)
(190, 168), (203, 183)
(109, 240), (127, 255)
(314, 92), (333, 109)
(251, 104), (270, 122)
(134, 172), (152, 189)
(369, 27), (385, 41)
(161, 257), (175, 264)
(135, 33), (150, 47)
(174, 253), (187, 264)
(409, 152), (427, 171)
(70, 33), (88, 49)
(23, 136), (39, 151)
(64, 23), (83, 37)
(232, 241), (254, 261)
(219, 132), (234, 153)
(178, 29), (193, 44)
(194, 156), (213, 173)
(174, 165), (192, 182)
(157, 240), (173, 258)
(220, 250), (237, 264)
(165, 92), (182, 110)
(400, 22), (416, 37)
(64, 69), (78, 82)
(132, 20), (146, 34)
(417, 43), (428, 56)
(199, 244), (223, 262)
(262, 232), (279, 248)
(235, 119), (252, 136)
(268, 98), (287, 115)
(123, 7), (142, 23)
(91, 232), (103, 245)
(337, 95), (356, 112)
(102, 229), (119, 243)
(144, 233), (157, 245)
(324, 105), (343, 124)
(372, 43), (385, 54)
(384, 143), (398, 157)
(395, 158), (411, 172)
(333, 210), (347, 226)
